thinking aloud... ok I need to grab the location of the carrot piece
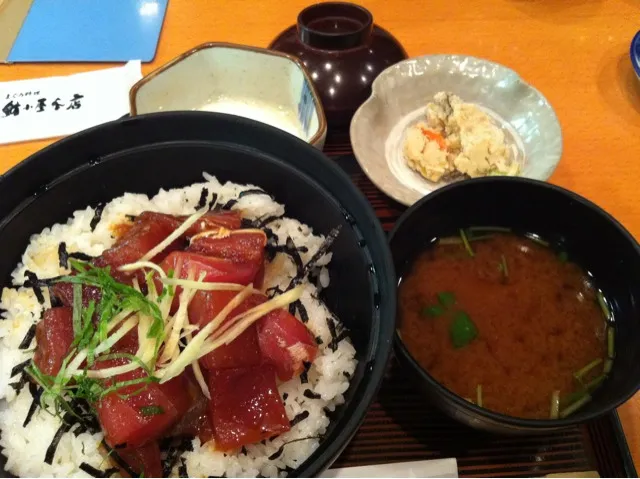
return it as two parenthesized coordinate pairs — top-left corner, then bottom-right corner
(420, 127), (447, 150)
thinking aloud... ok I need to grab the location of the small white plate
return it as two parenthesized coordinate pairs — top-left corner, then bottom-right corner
(350, 55), (563, 206)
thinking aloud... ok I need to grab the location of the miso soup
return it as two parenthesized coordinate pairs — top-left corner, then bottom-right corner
(398, 229), (614, 419)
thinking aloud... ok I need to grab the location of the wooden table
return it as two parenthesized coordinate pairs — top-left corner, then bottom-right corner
(1, 0), (639, 471)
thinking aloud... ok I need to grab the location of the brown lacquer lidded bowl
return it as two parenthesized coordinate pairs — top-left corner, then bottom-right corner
(269, 2), (407, 129)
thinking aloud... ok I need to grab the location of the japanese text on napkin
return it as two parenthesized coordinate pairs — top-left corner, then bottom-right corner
(0, 61), (142, 145)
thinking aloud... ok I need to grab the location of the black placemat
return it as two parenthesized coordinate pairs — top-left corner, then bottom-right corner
(326, 144), (637, 478)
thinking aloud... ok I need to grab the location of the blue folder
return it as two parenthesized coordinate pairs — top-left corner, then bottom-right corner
(7, 0), (169, 63)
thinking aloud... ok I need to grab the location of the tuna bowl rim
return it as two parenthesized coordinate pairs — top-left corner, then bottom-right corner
(0, 111), (396, 478)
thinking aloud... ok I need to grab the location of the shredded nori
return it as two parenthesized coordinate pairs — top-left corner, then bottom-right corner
(59, 243), (94, 269)
(46, 398), (100, 438)
(343, 371), (352, 379)
(263, 227), (278, 242)
(334, 330), (350, 346)
(220, 198), (238, 210)
(79, 463), (118, 478)
(73, 423), (88, 437)
(19, 323), (37, 350)
(90, 202), (105, 231)
(257, 215), (283, 228)
(302, 226), (340, 273)
(197, 187), (209, 209)
(268, 436), (318, 461)
(238, 188), (273, 199)
(58, 242), (69, 268)
(326, 317), (338, 351)
(325, 315), (349, 352)
(288, 300), (309, 323)
(266, 243), (309, 267)
(302, 389), (322, 399)
(23, 274), (62, 289)
(44, 413), (74, 464)
(268, 446), (284, 460)
(271, 237), (305, 276)
(24, 271), (45, 304)
(241, 218), (255, 228)
(315, 336), (323, 345)
(48, 287), (63, 307)
(60, 398), (101, 434)
(68, 398), (101, 434)
(299, 361), (312, 384)
(69, 252), (94, 262)
(262, 227), (281, 261)
(101, 440), (139, 477)
(178, 458), (188, 478)
(161, 438), (193, 477)
(323, 406), (334, 419)
(24, 384), (42, 427)
(303, 389), (322, 400)
(69, 251), (93, 262)
(290, 410), (309, 427)
(9, 373), (29, 395)
(10, 358), (31, 378)
(265, 286), (284, 299)
(283, 226), (341, 292)
(282, 393), (288, 401)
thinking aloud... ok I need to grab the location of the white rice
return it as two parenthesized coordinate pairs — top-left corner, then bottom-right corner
(0, 173), (357, 478)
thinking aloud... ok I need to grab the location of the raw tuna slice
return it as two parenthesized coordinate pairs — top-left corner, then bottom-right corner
(257, 309), (319, 381)
(94, 212), (183, 284)
(158, 251), (261, 314)
(160, 251), (258, 286)
(49, 282), (102, 309)
(95, 357), (191, 448)
(166, 370), (214, 443)
(188, 230), (266, 264)
(208, 365), (289, 451)
(181, 210), (242, 234)
(116, 441), (162, 478)
(188, 291), (265, 370)
(187, 229), (266, 288)
(112, 211), (243, 242)
(33, 307), (74, 376)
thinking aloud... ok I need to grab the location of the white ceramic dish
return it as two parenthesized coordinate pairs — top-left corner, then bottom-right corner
(320, 458), (458, 478)
(350, 55), (563, 205)
(130, 42), (327, 149)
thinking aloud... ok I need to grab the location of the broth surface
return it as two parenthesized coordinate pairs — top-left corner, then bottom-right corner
(398, 233), (607, 419)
